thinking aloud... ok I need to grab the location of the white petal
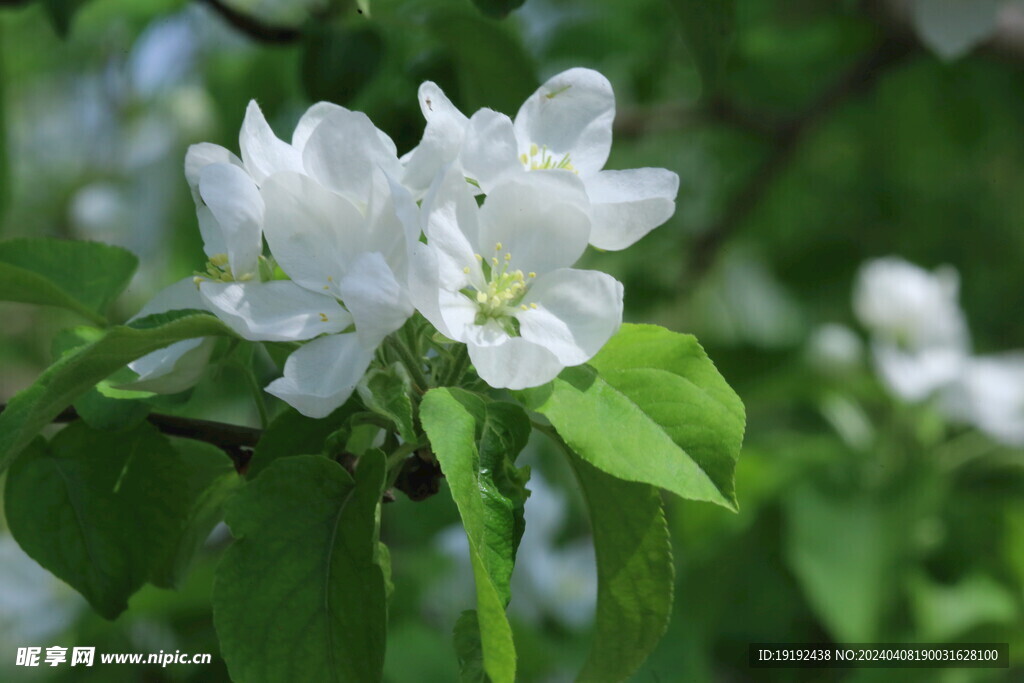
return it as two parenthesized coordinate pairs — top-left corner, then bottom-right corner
(422, 164), (484, 291)
(199, 163), (264, 278)
(302, 109), (401, 203)
(199, 280), (351, 342)
(401, 82), (469, 197)
(185, 143), (242, 202)
(129, 277), (205, 321)
(513, 68), (615, 177)
(872, 342), (965, 402)
(239, 100), (303, 184)
(439, 289), (487, 344)
(478, 173), (590, 276)
(291, 101), (348, 153)
(128, 338), (216, 394)
(265, 333), (375, 418)
(951, 354), (1024, 446)
(461, 109), (523, 192)
(196, 205), (226, 260)
(127, 277), (212, 393)
(406, 242), (452, 338)
(337, 252), (413, 348)
(468, 337), (564, 389)
(366, 169), (421, 277)
(261, 171), (368, 298)
(585, 168), (679, 250)
(518, 268), (623, 365)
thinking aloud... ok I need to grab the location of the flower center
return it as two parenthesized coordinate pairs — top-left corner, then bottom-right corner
(193, 253), (257, 285)
(464, 242), (537, 328)
(519, 143), (577, 173)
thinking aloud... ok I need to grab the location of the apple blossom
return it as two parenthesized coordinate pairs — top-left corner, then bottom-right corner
(853, 257), (969, 401)
(410, 165), (622, 390)
(404, 68), (679, 250)
(947, 354), (1024, 447)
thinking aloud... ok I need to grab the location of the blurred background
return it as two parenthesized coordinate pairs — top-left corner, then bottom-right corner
(1, 0), (1024, 680)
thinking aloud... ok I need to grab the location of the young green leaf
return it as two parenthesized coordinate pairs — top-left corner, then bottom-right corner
(518, 325), (744, 510)
(214, 453), (389, 683)
(453, 610), (488, 683)
(565, 452), (674, 683)
(358, 366), (416, 443)
(0, 311), (235, 473)
(0, 238), (138, 325)
(421, 388), (530, 683)
(3, 421), (233, 619)
(246, 401), (360, 479)
(428, 9), (537, 114)
(666, 0), (735, 97)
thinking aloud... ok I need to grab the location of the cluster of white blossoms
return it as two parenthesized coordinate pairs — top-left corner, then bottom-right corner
(853, 256), (1024, 447)
(129, 68), (679, 418)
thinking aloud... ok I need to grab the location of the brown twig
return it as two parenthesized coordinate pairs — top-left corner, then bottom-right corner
(197, 0), (303, 44)
(680, 34), (914, 287)
(1, 403), (441, 500)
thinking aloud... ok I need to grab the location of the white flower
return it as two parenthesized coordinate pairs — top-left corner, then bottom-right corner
(239, 105), (417, 417)
(126, 278), (217, 394)
(410, 165), (623, 390)
(946, 354), (1024, 447)
(853, 257), (970, 401)
(403, 68), (680, 250)
(179, 102), (356, 388)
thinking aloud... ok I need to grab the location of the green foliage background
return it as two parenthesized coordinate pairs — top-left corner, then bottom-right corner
(1, 0), (1023, 680)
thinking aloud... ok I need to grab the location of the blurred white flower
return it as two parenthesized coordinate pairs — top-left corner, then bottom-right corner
(404, 68), (679, 250)
(854, 257), (969, 401)
(410, 166), (622, 390)
(946, 354), (1024, 446)
(0, 535), (80, 647)
(807, 323), (863, 373)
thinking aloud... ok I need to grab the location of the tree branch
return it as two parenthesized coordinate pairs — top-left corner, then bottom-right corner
(197, 0), (303, 44)
(0, 403), (440, 501)
(680, 34), (914, 287)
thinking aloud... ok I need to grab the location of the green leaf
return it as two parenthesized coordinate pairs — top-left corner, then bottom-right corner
(50, 326), (152, 431)
(150, 438), (240, 589)
(0, 311), (236, 473)
(784, 485), (906, 642)
(0, 48), (8, 220)
(666, 0), (735, 97)
(246, 401), (359, 479)
(517, 324), (744, 510)
(0, 238), (138, 324)
(3, 421), (229, 618)
(453, 611), (487, 683)
(214, 453), (388, 683)
(565, 451), (674, 683)
(300, 23), (384, 105)
(428, 9), (537, 114)
(470, 0), (526, 20)
(358, 366), (416, 442)
(421, 388), (528, 683)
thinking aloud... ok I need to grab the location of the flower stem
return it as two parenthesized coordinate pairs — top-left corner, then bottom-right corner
(386, 335), (430, 394)
(240, 363), (270, 429)
(441, 343), (470, 387)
